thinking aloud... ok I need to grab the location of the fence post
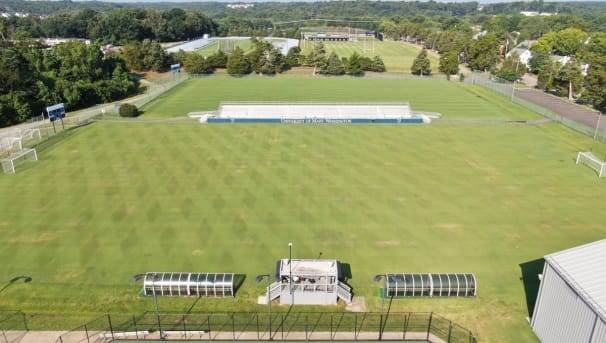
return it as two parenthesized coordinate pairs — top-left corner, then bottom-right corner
(447, 321), (452, 343)
(256, 313), (259, 341)
(426, 313), (433, 341)
(208, 314), (211, 341)
(305, 314), (308, 341)
(403, 313), (410, 340)
(354, 312), (357, 340)
(330, 313), (333, 341)
(133, 315), (138, 339)
(84, 324), (90, 343)
(108, 314), (114, 340)
(183, 315), (187, 339)
(232, 313), (236, 341)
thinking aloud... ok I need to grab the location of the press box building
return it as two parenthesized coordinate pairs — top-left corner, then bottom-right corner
(531, 239), (606, 343)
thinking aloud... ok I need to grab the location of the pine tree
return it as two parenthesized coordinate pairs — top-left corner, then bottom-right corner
(345, 52), (364, 75)
(307, 42), (327, 76)
(226, 47), (250, 75)
(322, 52), (345, 75)
(411, 48), (431, 76)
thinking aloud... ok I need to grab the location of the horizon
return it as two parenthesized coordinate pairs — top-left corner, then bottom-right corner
(74, 0), (606, 3)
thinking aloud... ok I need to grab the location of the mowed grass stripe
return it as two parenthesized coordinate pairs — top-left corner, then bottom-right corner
(142, 76), (540, 121)
(0, 82), (605, 342)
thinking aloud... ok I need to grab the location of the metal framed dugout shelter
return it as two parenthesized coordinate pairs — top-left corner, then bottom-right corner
(143, 272), (234, 297)
(380, 273), (477, 297)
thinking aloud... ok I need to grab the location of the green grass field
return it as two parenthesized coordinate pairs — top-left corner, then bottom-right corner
(196, 38), (437, 72)
(196, 38), (254, 56)
(141, 76), (537, 120)
(1, 77), (606, 343)
(301, 40), (439, 73)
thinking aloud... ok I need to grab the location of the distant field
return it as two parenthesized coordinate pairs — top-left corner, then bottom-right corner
(301, 40), (439, 73)
(196, 38), (253, 56)
(195, 38), (438, 73)
(2, 77), (606, 343)
(141, 76), (539, 120)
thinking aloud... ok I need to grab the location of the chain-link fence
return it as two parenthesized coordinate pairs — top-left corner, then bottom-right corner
(0, 311), (28, 343)
(54, 312), (476, 343)
(130, 72), (189, 109)
(465, 71), (606, 141)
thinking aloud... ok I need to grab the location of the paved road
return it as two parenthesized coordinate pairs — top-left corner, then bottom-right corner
(514, 87), (601, 129)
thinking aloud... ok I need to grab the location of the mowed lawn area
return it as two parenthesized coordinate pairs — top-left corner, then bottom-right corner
(142, 76), (537, 120)
(1, 78), (606, 343)
(301, 40), (439, 73)
(195, 39), (435, 72)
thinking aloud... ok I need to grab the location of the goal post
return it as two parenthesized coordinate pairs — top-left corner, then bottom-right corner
(576, 151), (606, 177)
(1, 148), (38, 174)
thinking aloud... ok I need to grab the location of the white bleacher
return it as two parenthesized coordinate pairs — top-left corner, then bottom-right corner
(217, 103), (413, 119)
(166, 37), (212, 53)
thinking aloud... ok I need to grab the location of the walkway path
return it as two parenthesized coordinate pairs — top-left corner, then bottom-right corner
(514, 87), (601, 129)
(5, 330), (447, 343)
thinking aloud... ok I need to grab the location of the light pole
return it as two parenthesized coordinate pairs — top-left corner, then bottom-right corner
(133, 273), (162, 339)
(255, 274), (273, 340)
(373, 274), (386, 340)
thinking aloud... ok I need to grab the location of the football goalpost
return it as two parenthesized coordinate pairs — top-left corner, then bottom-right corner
(576, 152), (606, 177)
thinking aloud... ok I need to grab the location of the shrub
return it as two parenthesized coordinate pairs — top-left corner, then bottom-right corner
(119, 103), (139, 117)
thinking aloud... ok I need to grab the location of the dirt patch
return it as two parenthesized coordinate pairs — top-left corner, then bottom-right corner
(5, 231), (64, 244)
(434, 223), (464, 232)
(375, 240), (400, 247)
(346, 296), (366, 312)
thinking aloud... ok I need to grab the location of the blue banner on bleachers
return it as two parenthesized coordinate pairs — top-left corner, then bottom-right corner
(207, 117), (424, 124)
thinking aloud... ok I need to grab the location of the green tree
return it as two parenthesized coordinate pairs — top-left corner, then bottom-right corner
(496, 54), (526, 81)
(226, 47), (250, 75)
(370, 56), (386, 72)
(122, 41), (145, 71)
(321, 52), (344, 75)
(258, 48), (284, 75)
(184, 53), (212, 74)
(207, 50), (228, 68)
(582, 58), (606, 111)
(557, 59), (583, 100)
(307, 42), (327, 76)
(528, 52), (551, 74)
(468, 33), (500, 72)
(344, 52), (364, 75)
(554, 28), (587, 56)
(284, 46), (301, 67)
(411, 48), (431, 76)
(439, 51), (460, 79)
(537, 60), (560, 92)
(531, 31), (557, 54)
(141, 39), (168, 72)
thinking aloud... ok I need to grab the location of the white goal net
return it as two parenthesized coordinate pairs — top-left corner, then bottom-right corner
(576, 152), (606, 177)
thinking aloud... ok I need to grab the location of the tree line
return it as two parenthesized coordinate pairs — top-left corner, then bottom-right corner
(0, 40), (137, 127)
(180, 39), (385, 76)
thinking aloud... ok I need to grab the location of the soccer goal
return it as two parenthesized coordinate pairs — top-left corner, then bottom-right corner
(576, 152), (606, 177)
(1, 148), (38, 174)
